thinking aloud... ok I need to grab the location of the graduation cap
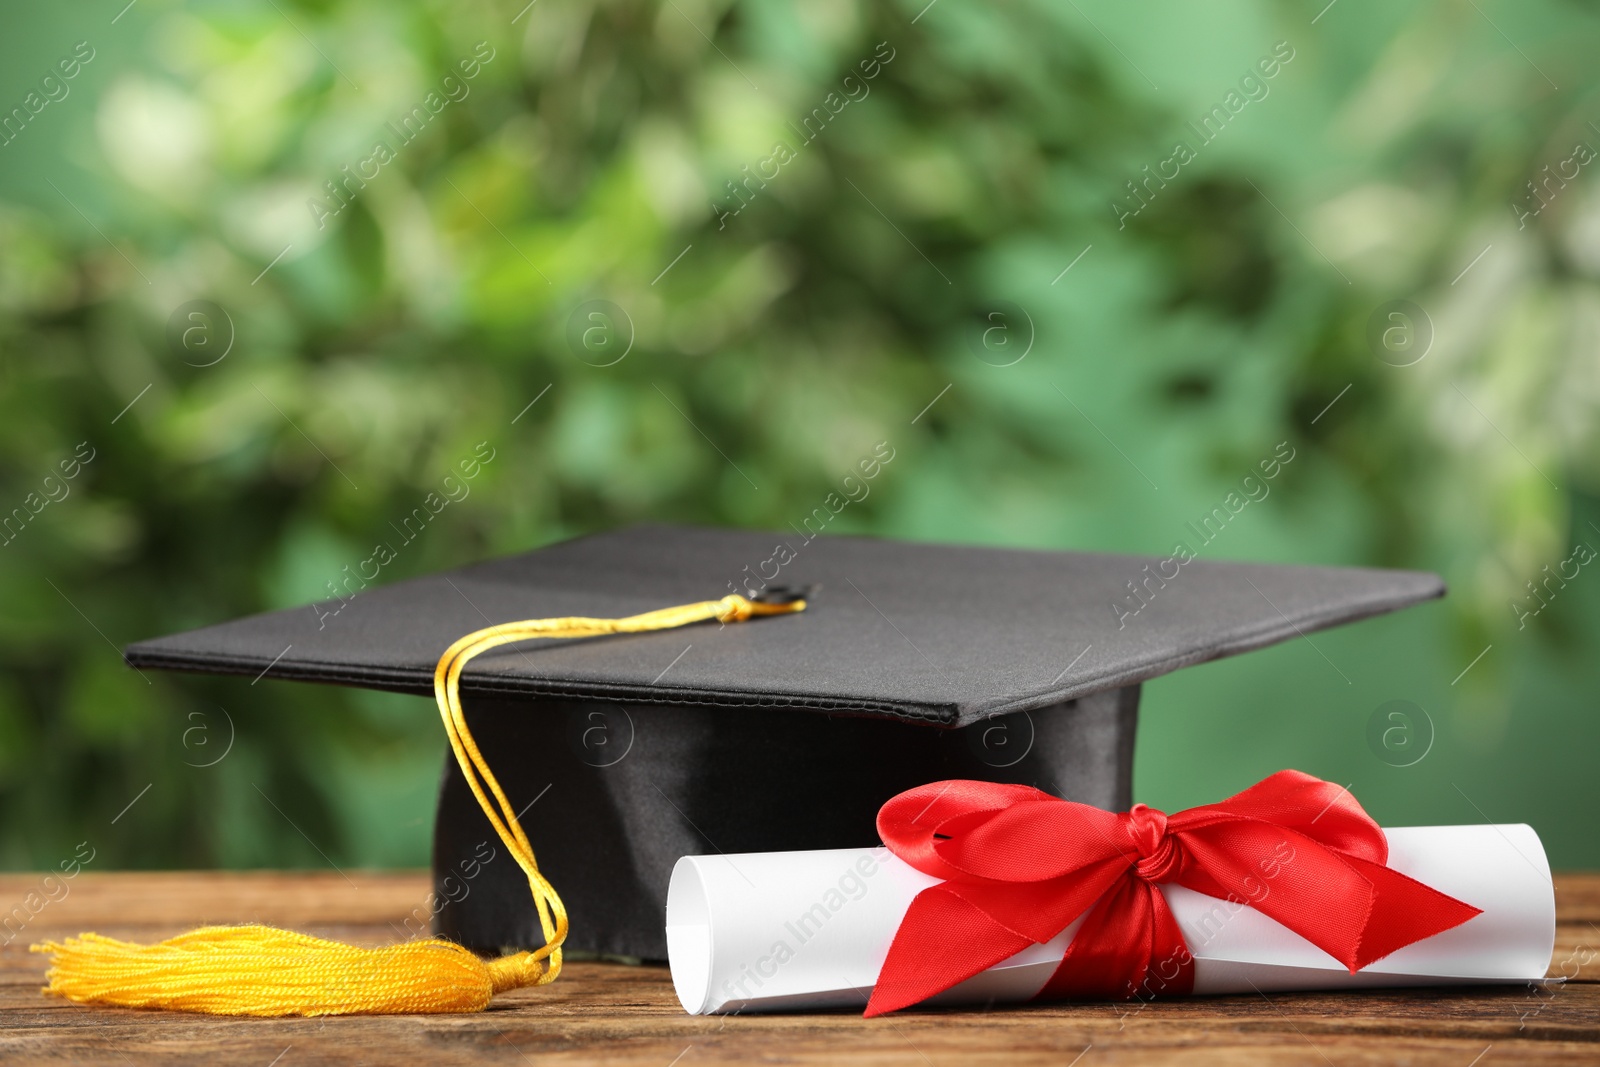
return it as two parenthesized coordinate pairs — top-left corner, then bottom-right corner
(116, 524), (1442, 967)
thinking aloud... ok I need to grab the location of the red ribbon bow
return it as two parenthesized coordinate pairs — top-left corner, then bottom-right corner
(866, 770), (1481, 1016)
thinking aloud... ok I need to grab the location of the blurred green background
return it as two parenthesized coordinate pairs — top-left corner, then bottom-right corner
(2, 0), (1597, 875)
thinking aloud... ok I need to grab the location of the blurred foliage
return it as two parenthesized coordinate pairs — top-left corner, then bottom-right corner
(2, 0), (1598, 872)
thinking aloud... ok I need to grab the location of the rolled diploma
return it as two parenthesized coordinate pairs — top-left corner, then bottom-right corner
(667, 825), (1554, 1014)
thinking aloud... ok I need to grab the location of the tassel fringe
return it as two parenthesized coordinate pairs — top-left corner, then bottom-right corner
(31, 925), (556, 1016)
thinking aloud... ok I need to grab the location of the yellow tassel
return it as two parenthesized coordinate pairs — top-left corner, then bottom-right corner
(33, 594), (805, 1016)
(31, 926), (543, 1016)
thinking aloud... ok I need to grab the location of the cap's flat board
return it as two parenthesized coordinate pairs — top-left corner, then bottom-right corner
(124, 524), (1443, 726)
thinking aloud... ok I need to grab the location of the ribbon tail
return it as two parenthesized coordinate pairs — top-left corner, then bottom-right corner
(1038, 875), (1193, 1001)
(1342, 856), (1483, 971)
(1182, 826), (1485, 974)
(864, 885), (1033, 1017)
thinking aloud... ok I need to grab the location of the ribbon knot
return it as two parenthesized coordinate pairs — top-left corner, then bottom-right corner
(1122, 804), (1181, 883)
(865, 770), (1483, 1017)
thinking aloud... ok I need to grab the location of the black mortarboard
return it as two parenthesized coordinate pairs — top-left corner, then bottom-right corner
(125, 524), (1442, 960)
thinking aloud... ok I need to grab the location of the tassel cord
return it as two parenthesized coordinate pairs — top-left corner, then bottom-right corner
(34, 593), (804, 1016)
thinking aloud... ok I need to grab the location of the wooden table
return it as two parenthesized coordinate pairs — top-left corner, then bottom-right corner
(2, 871), (1596, 1065)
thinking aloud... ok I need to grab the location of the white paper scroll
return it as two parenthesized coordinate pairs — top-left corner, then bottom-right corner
(666, 825), (1555, 1014)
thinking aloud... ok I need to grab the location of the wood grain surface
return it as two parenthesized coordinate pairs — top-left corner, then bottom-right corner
(2, 870), (1596, 1066)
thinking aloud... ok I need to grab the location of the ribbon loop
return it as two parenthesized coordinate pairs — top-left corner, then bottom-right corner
(864, 771), (1484, 1017)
